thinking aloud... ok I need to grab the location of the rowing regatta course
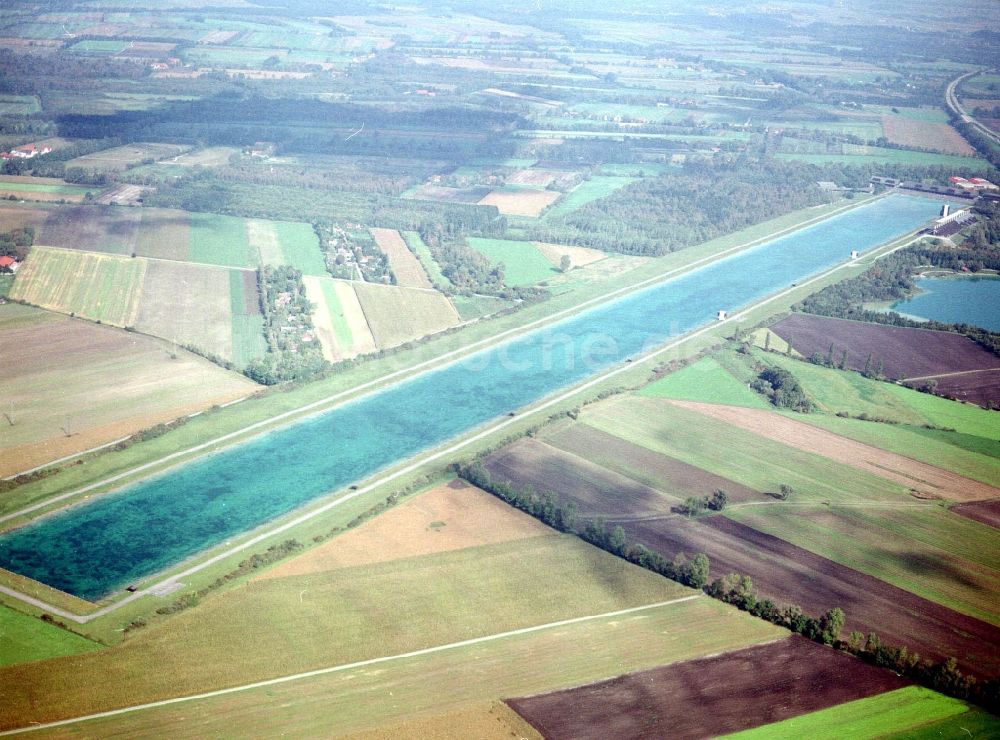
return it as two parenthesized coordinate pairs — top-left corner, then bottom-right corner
(0, 195), (945, 600)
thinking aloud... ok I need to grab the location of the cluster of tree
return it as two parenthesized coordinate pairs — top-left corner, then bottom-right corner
(144, 174), (508, 239)
(673, 489), (728, 516)
(750, 365), (813, 412)
(796, 249), (1000, 357)
(417, 223), (508, 296)
(523, 158), (832, 256)
(0, 226), (33, 262)
(245, 265), (330, 385)
(708, 572), (846, 644)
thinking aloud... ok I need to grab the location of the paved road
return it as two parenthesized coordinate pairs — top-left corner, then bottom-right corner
(945, 69), (1000, 148)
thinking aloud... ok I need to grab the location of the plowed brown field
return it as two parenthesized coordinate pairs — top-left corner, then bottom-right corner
(952, 500), (1000, 529)
(624, 515), (1000, 676)
(507, 636), (909, 739)
(261, 480), (551, 579)
(484, 437), (679, 518)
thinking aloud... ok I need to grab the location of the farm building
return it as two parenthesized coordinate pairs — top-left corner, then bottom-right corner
(248, 142), (276, 158)
(9, 144), (52, 159)
(0, 256), (19, 273)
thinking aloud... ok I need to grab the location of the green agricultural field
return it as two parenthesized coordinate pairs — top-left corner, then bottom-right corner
(641, 357), (771, 409)
(544, 176), (636, 219)
(9, 247), (145, 327)
(466, 238), (556, 286)
(759, 351), (1000, 456)
(189, 213), (259, 269)
(272, 221), (326, 276)
(776, 150), (991, 169)
(796, 414), (1000, 487)
(68, 143), (189, 172)
(0, 180), (93, 197)
(15, 596), (781, 737)
(583, 396), (912, 503)
(727, 686), (974, 739)
(450, 293), (513, 321)
(228, 270), (266, 367)
(319, 279), (356, 349)
(760, 353), (927, 423)
(885, 709), (1000, 739)
(0, 95), (40, 115)
(403, 231), (452, 289)
(0, 606), (99, 668)
(0, 274), (12, 297)
(231, 315), (267, 367)
(68, 39), (129, 54)
(728, 505), (1000, 626)
(353, 283), (459, 348)
(0, 535), (724, 729)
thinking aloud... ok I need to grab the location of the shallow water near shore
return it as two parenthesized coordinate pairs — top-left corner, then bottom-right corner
(891, 275), (1000, 332)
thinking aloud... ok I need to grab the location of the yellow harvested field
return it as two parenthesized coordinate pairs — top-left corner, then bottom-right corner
(342, 702), (542, 740)
(533, 241), (607, 268)
(333, 279), (378, 356)
(881, 115), (975, 155)
(478, 189), (561, 217)
(354, 282), (459, 349)
(0, 304), (255, 477)
(671, 400), (1000, 502)
(303, 275), (340, 362)
(370, 227), (432, 289)
(263, 480), (552, 579)
(10, 246), (145, 327)
(134, 260), (234, 360)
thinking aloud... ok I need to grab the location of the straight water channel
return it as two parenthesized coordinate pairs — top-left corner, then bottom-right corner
(0, 194), (945, 599)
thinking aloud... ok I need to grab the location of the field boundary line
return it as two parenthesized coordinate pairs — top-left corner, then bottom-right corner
(0, 595), (703, 736)
(0, 196), (881, 518)
(0, 202), (924, 623)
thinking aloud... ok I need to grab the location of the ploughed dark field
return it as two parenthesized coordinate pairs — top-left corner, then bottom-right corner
(507, 636), (910, 740)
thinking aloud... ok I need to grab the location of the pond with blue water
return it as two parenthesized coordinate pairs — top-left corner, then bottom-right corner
(891, 275), (1000, 332)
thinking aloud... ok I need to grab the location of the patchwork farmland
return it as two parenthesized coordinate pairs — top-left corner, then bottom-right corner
(10, 246), (145, 326)
(0, 303), (255, 477)
(481, 372), (1000, 677)
(0, 476), (783, 733)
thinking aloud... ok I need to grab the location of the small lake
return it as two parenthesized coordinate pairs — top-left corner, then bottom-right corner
(891, 275), (1000, 332)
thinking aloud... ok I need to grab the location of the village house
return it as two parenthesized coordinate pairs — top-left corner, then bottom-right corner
(0, 256), (19, 273)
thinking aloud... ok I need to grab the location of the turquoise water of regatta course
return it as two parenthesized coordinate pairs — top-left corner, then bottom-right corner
(0, 195), (945, 600)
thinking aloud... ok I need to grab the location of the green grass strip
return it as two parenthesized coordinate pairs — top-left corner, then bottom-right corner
(0, 606), (99, 668)
(725, 686), (970, 739)
(640, 356), (771, 408)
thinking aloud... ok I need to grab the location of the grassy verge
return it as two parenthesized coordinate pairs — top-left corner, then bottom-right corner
(725, 686), (973, 739)
(0, 604), (100, 667)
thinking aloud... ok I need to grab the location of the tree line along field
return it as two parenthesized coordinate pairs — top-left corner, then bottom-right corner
(0, 303), (256, 478)
(481, 358), (1000, 678)
(10, 247), (263, 365)
(0, 202), (325, 272)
